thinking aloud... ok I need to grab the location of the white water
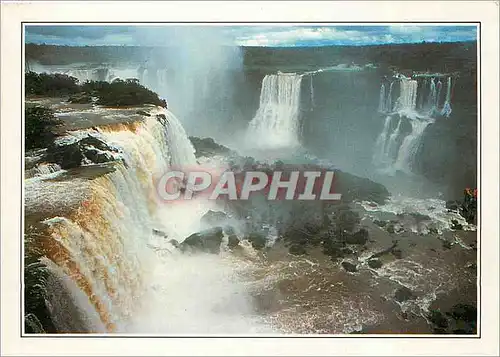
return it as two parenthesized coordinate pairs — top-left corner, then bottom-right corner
(393, 119), (431, 173)
(246, 73), (303, 149)
(440, 77), (453, 118)
(373, 116), (392, 165)
(385, 117), (403, 160)
(310, 75), (315, 110)
(30, 110), (271, 334)
(396, 78), (418, 115)
(378, 83), (386, 113)
(386, 81), (394, 113)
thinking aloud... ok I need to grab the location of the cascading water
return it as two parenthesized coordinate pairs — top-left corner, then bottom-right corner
(396, 78), (418, 114)
(373, 116), (392, 165)
(393, 119), (431, 172)
(385, 117), (403, 160)
(246, 73), (303, 149)
(153, 108), (197, 168)
(440, 77), (453, 117)
(310, 75), (315, 110)
(378, 83), (386, 113)
(26, 109), (270, 333)
(386, 81), (394, 113)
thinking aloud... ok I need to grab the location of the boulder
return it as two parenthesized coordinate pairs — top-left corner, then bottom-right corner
(450, 219), (463, 230)
(446, 200), (461, 211)
(180, 227), (224, 254)
(341, 261), (358, 273)
(136, 110), (151, 117)
(368, 259), (383, 269)
(201, 210), (228, 227)
(245, 232), (267, 250)
(152, 229), (168, 238)
(391, 248), (403, 259)
(345, 228), (369, 245)
(189, 136), (232, 158)
(394, 286), (415, 302)
(289, 244), (307, 256)
(169, 239), (180, 249)
(334, 170), (390, 204)
(46, 135), (120, 169)
(227, 235), (240, 249)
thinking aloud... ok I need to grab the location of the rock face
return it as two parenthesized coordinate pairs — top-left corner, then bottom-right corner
(180, 227), (224, 254)
(200, 210), (228, 227)
(345, 228), (369, 245)
(68, 93), (92, 104)
(367, 259), (383, 269)
(394, 286), (415, 302)
(227, 235), (240, 249)
(189, 136), (232, 158)
(46, 135), (121, 169)
(334, 170), (390, 204)
(341, 261), (358, 273)
(245, 232), (267, 250)
(428, 304), (477, 334)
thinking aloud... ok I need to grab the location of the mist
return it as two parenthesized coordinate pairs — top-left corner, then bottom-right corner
(137, 27), (245, 140)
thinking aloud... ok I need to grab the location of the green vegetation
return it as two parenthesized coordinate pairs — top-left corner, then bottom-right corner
(26, 71), (80, 96)
(25, 106), (62, 150)
(25, 72), (167, 108)
(82, 79), (167, 107)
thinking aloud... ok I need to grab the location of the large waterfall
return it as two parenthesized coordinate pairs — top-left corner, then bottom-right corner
(246, 73), (303, 149)
(26, 108), (269, 333)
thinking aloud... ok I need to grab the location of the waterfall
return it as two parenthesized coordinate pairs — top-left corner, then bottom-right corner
(436, 79), (443, 110)
(310, 75), (315, 110)
(378, 83), (386, 113)
(153, 108), (197, 168)
(373, 116), (392, 164)
(26, 109), (271, 333)
(393, 119), (431, 172)
(396, 78), (418, 113)
(440, 77), (453, 118)
(31, 116), (175, 332)
(386, 81), (394, 113)
(246, 73), (303, 149)
(385, 117), (403, 160)
(426, 78), (437, 114)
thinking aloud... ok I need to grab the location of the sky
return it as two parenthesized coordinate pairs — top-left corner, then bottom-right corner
(25, 25), (477, 47)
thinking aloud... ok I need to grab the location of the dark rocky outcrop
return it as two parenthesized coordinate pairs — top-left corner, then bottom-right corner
(189, 136), (232, 158)
(288, 244), (307, 256)
(201, 210), (228, 227)
(45, 135), (121, 169)
(394, 286), (415, 302)
(428, 304), (477, 334)
(334, 170), (390, 204)
(245, 232), (267, 250)
(450, 219), (463, 230)
(345, 228), (369, 245)
(367, 259), (383, 269)
(180, 227), (224, 254)
(152, 229), (168, 238)
(227, 235), (240, 249)
(341, 261), (358, 273)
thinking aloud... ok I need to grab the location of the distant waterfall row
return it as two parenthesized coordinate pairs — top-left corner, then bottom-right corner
(378, 76), (453, 119)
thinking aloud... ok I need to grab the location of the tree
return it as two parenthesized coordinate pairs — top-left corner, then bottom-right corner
(25, 106), (62, 150)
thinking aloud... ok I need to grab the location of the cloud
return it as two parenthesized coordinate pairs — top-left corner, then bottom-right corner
(25, 25), (477, 47)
